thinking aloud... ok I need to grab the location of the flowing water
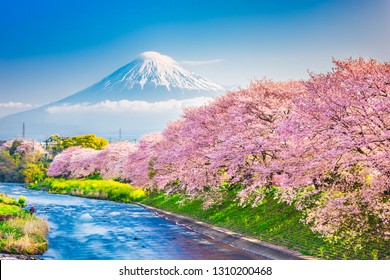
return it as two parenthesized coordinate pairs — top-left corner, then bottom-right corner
(0, 183), (261, 260)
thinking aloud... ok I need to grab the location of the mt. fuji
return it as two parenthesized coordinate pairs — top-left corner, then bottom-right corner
(54, 51), (223, 104)
(0, 52), (224, 140)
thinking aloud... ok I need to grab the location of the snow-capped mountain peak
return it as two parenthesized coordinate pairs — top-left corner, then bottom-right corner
(102, 51), (224, 91)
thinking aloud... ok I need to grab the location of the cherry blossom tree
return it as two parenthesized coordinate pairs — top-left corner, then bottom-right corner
(96, 141), (138, 180)
(276, 58), (390, 246)
(1, 139), (46, 156)
(124, 133), (163, 187)
(0, 140), (14, 151)
(15, 140), (46, 156)
(47, 146), (100, 178)
(131, 79), (304, 206)
(208, 79), (304, 205)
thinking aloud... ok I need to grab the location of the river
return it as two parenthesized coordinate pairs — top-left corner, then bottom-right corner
(0, 183), (261, 260)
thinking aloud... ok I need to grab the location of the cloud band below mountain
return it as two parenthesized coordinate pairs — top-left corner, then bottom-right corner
(0, 102), (35, 109)
(46, 97), (213, 114)
(179, 59), (224, 65)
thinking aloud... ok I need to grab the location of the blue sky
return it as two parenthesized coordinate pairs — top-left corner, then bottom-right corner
(0, 0), (389, 116)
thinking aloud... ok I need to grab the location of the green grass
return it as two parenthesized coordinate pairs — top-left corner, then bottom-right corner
(0, 193), (49, 255)
(141, 190), (390, 260)
(0, 193), (26, 207)
(29, 178), (146, 203)
(0, 203), (23, 216)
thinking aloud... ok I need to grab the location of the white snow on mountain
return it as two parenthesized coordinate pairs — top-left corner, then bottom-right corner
(101, 51), (224, 91)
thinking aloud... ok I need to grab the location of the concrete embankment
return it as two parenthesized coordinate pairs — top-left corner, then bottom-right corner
(138, 203), (317, 260)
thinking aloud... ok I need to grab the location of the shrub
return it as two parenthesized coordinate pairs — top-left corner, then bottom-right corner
(17, 196), (27, 207)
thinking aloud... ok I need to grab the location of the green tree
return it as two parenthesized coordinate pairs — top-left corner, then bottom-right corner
(0, 142), (48, 183)
(22, 162), (47, 183)
(62, 134), (109, 150)
(9, 140), (22, 155)
(0, 151), (19, 182)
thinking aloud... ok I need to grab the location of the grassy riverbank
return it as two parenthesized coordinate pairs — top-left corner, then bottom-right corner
(29, 178), (146, 203)
(141, 190), (389, 260)
(0, 193), (49, 255)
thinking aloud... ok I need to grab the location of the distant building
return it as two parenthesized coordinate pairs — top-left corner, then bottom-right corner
(43, 135), (69, 159)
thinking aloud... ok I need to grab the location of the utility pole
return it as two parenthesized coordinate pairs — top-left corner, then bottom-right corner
(44, 137), (49, 160)
(22, 122), (25, 139)
(44, 138), (49, 150)
(119, 128), (122, 141)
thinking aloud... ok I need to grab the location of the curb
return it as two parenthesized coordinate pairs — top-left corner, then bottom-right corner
(136, 203), (318, 260)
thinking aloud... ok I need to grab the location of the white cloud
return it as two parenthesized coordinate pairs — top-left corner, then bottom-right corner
(180, 59), (225, 65)
(0, 102), (35, 109)
(46, 97), (213, 114)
